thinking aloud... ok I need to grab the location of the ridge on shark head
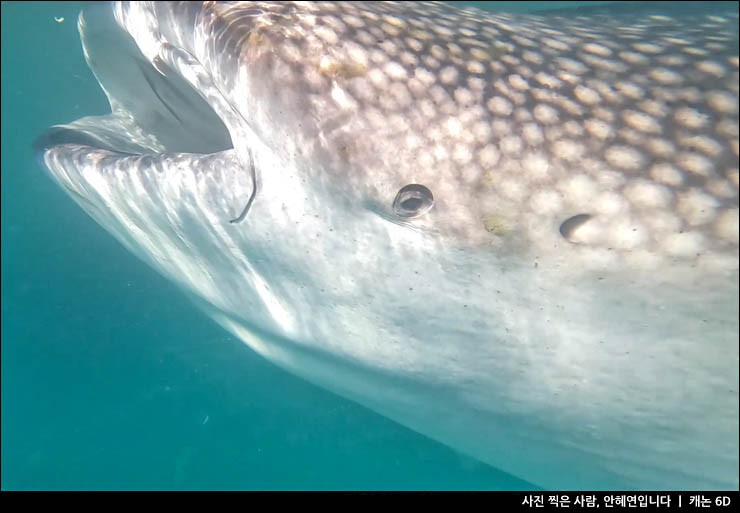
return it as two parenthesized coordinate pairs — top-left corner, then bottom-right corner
(36, 1), (739, 490)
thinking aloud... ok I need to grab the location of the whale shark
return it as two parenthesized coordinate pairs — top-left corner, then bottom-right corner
(36, 1), (738, 489)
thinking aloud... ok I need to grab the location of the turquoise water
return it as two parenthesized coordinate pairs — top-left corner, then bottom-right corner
(1, 1), (609, 491)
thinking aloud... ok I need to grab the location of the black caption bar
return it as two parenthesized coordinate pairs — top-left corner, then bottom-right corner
(519, 492), (736, 509)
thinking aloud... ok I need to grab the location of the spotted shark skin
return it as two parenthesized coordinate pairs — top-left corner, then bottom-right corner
(37, 2), (738, 489)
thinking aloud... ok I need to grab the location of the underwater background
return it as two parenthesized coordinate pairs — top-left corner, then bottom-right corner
(2, 1), (614, 490)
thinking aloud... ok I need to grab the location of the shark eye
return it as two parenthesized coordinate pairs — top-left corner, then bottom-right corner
(393, 184), (434, 218)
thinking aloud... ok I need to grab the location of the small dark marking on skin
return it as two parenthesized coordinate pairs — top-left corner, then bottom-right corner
(229, 149), (257, 224)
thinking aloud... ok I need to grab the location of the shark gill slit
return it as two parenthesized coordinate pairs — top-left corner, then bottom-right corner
(229, 148), (258, 224)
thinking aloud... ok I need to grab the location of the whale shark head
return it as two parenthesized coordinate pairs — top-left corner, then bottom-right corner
(36, 1), (738, 489)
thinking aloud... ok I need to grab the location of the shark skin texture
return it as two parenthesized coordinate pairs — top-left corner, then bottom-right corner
(36, 2), (739, 490)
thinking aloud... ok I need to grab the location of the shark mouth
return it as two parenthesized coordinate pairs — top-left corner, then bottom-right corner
(34, 3), (234, 160)
(33, 3), (264, 223)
